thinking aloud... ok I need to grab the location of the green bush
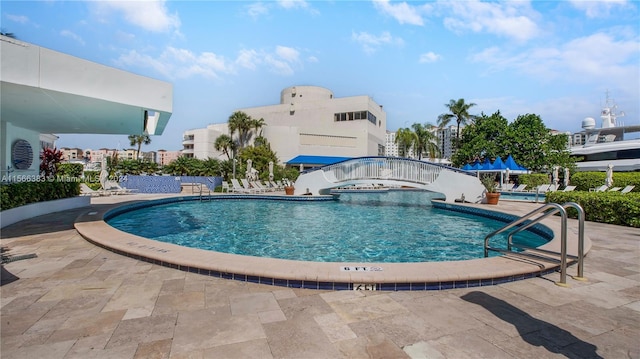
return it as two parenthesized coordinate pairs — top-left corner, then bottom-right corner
(570, 171), (639, 192)
(0, 181), (80, 211)
(546, 191), (640, 228)
(58, 163), (84, 178)
(518, 173), (549, 188)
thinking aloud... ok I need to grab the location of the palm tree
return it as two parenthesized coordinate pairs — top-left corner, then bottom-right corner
(395, 128), (416, 158)
(228, 111), (254, 149)
(437, 98), (477, 148)
(214, 134), (235, 160)
(252, 117), (266, 138)
(411, 123), (439, 160)
(128, 134), (151, 160)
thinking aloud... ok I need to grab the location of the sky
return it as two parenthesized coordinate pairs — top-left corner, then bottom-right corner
(2, 0), (639, 151)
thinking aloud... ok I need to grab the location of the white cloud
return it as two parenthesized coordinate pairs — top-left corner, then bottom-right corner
(60, 30), (85, 45)
(419, 52), (441, 63)
(471, 30), (639, 87)
(372, 0), (426, 26)
(352, 31), (404, 54)
(92, 0), (180, 33)
(442, 1), (540, 42)
(116, 46), (231, 80)
(569, 0), (629, 18)
(275, 45), (300, 62)
(6, 14), (29, 24)
(236, 49), (261, 70)
(245, 2), (269, 19)
(277, 0), (319, 15)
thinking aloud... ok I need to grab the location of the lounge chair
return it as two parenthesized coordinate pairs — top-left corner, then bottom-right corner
(511, 184), (527, 192)
(590, 185), (609, 192)
(608, 187), (622, 192)
(501, 183), (515, 191)
(562, 185), (576, 192)
(230, 179), (251, 193)
(620, 185), (635, 194)
(241, 179), (262, 193)
(250, 181), (268, 192)
(548, 184), (558, 192)
(81, 183), (109, 196)
(534, 184), (550, 193)
(221, 181), (230, 193)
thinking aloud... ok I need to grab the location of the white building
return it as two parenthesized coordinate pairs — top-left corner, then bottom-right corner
(384, 131), (399, 157)
(183, 86), (387, 166)
(436, 125), (461, 160)
(181, 123), (229, 160)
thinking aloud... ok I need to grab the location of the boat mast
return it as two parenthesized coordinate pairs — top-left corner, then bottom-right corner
(601, 90), (625, 128)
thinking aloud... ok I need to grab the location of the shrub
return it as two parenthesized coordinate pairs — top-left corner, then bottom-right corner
(518, 173), (549, 188)
(58, 163), (84, 178)
(0, 181), (80, 211)
(546, 191), (640, 228)
(570, 171), (640, 192)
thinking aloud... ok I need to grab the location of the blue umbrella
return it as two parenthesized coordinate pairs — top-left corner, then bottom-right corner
(492, 156), (508, 170)
(480, 157), (493, 171)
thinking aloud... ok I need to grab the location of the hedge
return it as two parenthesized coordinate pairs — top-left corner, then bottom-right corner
(569, 171), (640, 192)
(0, 181), (81, 211)
(546, 191), (640, 228)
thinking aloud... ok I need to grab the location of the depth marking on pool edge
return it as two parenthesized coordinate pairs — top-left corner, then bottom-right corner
(341, 266), (383, 272)
(126, 241), (171, 253)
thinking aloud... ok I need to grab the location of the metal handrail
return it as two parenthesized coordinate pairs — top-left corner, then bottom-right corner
(506, 202), (585, 280)
(484, 203), (570, 285)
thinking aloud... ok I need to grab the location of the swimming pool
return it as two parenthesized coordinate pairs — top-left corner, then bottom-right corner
(500, 191), (546, 202)
(106, 190), (550, 263)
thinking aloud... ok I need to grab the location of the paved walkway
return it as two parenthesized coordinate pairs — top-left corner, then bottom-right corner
(1, 196), (638, 358)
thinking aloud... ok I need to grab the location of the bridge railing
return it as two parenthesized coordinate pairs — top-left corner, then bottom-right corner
(320, 157), (445, 185)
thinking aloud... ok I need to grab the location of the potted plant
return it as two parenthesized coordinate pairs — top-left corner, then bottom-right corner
(282, 178), (295, 195)
(481, 174), (500, 205)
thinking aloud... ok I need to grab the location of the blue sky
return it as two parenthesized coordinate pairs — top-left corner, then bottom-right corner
(2, 0), (639, 151)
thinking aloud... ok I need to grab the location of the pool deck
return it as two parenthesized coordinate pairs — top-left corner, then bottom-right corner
(1, 193), (639, 358)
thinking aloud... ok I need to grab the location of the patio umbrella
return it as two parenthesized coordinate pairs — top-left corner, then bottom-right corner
(505, 167), (510, 182)
(300, 163), (304, 172)
(246, 159), (252, 179)
(268, 161), (274, 181)
(606, 164), (614, 187)
(564, 167), (570, 187)
(552, 166), (559, 187)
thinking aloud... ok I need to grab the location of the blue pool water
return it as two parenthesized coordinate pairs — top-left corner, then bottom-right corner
(107, 190), (550, 263)
(499, 191), (545, 202)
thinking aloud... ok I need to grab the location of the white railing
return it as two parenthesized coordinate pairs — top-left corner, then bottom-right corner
(321, 157), (446, 186)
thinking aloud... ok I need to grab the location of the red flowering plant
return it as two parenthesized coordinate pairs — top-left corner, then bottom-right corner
(40, 147), (64, 178)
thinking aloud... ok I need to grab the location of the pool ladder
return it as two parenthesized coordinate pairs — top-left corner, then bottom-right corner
(484, 202), (585, 287)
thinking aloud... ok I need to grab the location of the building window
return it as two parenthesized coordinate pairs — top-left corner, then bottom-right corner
(334, 111), (377, 125)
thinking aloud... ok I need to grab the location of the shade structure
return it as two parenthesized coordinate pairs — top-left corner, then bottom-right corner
(505, 155), (528, 173)
(470, 160), (482, 171)
(492, 156), (508, 170)
(461, 163), (473, 171)
(480, 157), (493, 170)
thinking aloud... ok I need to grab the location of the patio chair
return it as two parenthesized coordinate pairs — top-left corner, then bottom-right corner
(501, 183), (515, 191)
(241, 178), (262, 193)
(511, 184), (527, 192)
(221, 181), (230, 193)
(562, 185), (576, 192)
(270, 180), (283, 190)
(230, 179), (251, 193)
(608, 187), (622, 192)
(620, 185), (635, 194)
(534, 184), (550, 193)
(80, 183), (109, 196)
(250, 181), (268, 193)
(589, 185), (609, 192)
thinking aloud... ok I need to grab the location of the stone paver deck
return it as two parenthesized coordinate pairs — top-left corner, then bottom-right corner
(1, 194), (638, 358)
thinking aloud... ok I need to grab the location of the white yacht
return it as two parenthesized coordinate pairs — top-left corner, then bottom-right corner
(570, 93), (640, 171)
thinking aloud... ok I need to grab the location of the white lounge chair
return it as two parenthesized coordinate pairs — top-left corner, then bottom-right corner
(241, 179), (262, 193)
(590, 185), (609, 192)
(250, 181), (268, 193)
(501, 183), (515, 191)
(221, 181), (230, 193)
(230, 179), (251, 193)
(562, 185), (576, 192)
(534, 184), (550, 193)
(608, 187), (622, 192)
(620, 185), (635, 194)
(511, 184), (527, 192)
(81, 183), (109, 196)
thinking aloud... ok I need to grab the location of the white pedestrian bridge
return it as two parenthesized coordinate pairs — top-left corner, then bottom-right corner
(293, 157), (487, 203)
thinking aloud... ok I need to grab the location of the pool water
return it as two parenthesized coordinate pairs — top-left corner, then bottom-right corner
(499, 191), (545, 202)
(107, 191), (549, 263)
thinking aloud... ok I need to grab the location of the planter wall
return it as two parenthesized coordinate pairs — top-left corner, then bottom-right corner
(1, 196), (90, 228)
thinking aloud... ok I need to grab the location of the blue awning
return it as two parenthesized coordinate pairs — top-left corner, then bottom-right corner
(286, 155), (352, 166)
